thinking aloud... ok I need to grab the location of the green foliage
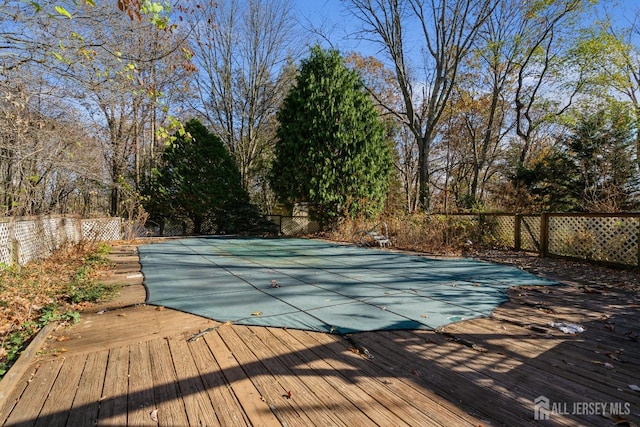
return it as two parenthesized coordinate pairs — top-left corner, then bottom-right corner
(517, 100), (638, 212)
(0, 244), (116, 379)
(144, 119), (276, 235)
(561, 101), (638, 211)
(0, 305), (80, 377)
(270, 46), (392, 228)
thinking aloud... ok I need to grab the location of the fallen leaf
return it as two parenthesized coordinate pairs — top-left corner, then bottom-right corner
(149, 409), (158, 422)
(251, 311), (262, 316)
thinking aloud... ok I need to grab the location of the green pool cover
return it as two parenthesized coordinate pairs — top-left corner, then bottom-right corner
(139, 237), (556, 334)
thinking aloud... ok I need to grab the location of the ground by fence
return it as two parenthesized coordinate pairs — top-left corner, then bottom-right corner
(0, 216), (122, 267)
(450, 212), (639, 268)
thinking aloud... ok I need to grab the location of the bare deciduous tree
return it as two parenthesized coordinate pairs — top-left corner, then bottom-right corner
(187, 0), (301, 200)
(345, 0), (496, 211)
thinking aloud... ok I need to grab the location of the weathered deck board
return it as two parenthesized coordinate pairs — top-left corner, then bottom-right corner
(349, 329), (533, 426)
(260, 327), (411, 427)
(97, 345), (129, 426)
(147, 338), (190, 427)
(392, 329), (598, 427)
(167, 337), (220, 426)
(65, 351), (109, 427)
(298, 329), (480, 426)
(457, 318), (639, 392)
(3, 358), (63, 426)
(32, 353), (86, 427)
(127, 341), (157, 427)
(186, 338), (250, 426)
(217, 325), (336, 427)
(202, 331), (282, 427)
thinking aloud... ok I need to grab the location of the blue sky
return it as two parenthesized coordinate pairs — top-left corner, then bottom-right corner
(291, 0), (640, 57)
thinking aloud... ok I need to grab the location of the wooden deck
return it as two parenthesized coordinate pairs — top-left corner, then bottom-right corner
(0, 244), (638, 426)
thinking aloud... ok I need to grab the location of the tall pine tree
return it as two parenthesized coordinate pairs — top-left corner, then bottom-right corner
(270, 46), (392, 228)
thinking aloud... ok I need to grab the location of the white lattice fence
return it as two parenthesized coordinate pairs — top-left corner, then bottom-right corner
(82, 218), (122, 241)
(0, 216), (122, 267)
(0, 222), (10, 266)
(548, 215), (639, 266)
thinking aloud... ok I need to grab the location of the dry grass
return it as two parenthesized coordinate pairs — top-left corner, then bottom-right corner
(0, 242), (118, 378)
(321, 213), (487, 255)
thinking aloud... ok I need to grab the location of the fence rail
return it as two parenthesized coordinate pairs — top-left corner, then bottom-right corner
(0, 216), (122, 267)
(462, 213), (640, 268)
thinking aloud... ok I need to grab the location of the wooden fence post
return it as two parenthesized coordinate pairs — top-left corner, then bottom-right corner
(540, 213), (549, 258)
(514, 214), (521, 251)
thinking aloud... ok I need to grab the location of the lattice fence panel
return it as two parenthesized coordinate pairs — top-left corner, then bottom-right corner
(13, 220), (49, 265)
(0, 216), (123, 267)
(281, 217), (319, 235)
(548, 216), (638, 266)
(0, 222), (11, 266)
(42, 217), (62, 253)
(490, 215), (515, 247)
(520, 216), (541, 252)
(63, 218), (82, 243)
(82, 218), (122, 241)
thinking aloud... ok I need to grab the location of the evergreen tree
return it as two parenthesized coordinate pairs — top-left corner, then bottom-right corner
(270, 46), (392, 227)
(516, 101), (638, 212)
(562, 102), (637, 211)
(145, 119), (275, 234)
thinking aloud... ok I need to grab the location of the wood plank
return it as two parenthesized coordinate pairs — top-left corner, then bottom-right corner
(187, 335), (251, 426)
(66, 350), (109, 427)
(262, 327), (410, 427)
(41, 305), (218, 357)
(127, 341), (157, 426)
(33, 354), (87, 427)
(214, 326), (314, 426)
(445, 317), (638, 393)
(0, 366), (32, 425)
(352, 329), (543, 426)
(96, 345), (129, 426)
(228, 326), (351, 426)
(440, 321), (639, 420)
(147, 338), (190, 427)
(296, 329), (478, 427)
(202, 330), (282, 427)
(167, 337), (220, 426)
(3, 358), (64, 426)
(392, 329), (598, 427)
